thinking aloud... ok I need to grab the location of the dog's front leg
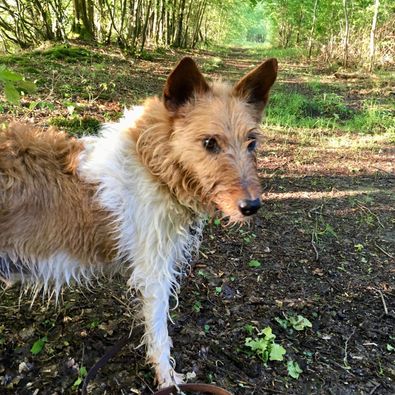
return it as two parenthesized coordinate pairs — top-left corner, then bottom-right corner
(136, 275), (183, 388)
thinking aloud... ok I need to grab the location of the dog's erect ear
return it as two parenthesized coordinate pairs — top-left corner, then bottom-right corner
(233, 58), (278, 120)
(163, 57), (210, 112)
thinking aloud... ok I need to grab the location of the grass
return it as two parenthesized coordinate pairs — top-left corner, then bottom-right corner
(265, 86), (394, 137)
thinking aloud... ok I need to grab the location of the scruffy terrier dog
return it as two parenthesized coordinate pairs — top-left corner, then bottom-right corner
(0, 57), (277, 388)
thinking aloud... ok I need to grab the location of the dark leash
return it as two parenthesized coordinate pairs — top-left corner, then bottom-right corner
(81, 334), (131, 395)
(81, 334), (232, 395)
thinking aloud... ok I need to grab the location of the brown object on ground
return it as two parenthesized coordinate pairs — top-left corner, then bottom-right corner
(153, 383), (232, 395)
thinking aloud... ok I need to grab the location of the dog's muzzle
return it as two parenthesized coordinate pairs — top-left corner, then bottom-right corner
(238, 198), (261, 216)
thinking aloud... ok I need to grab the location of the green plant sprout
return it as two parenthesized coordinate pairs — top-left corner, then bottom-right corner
(275, 314), (312, 331)
(245, 326), (286, 363)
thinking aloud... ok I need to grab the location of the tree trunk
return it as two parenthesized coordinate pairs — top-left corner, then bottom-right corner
(342, 0), (350, 67)
(368, 0), (380, 72)
(72, 0), (95, 41)
(308, 0), (319, 59)
(173, 0), (185, 47)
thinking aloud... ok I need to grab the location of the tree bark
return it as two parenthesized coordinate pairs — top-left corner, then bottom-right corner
(368, 0), (380, 72)
(342, 0), (350, 67)
(308, 0), (319, 59)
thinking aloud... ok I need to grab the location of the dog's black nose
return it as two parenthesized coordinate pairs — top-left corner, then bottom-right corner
(238, 198), (261, 216)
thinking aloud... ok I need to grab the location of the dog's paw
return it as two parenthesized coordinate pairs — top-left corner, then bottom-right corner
(157, 369), (185, 389)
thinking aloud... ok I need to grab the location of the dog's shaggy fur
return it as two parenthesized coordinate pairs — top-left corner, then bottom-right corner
(0, 57), (277, 387)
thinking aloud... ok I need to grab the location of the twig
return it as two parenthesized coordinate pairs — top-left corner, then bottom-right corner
(311, 232), (319, 261)
(356, 202), (385, 228)
(375, 288), (388, 315)
(343, 328), (356, 368)
(374, 242), (394, 259)
(369, 383), (381, 395)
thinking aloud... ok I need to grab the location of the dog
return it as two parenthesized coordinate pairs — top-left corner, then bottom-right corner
(0, 57), (277, 388)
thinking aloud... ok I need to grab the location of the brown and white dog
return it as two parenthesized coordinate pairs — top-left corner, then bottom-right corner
(0, 57), (277, 388)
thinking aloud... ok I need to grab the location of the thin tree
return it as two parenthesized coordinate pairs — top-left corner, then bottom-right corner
(342, 0), (350, 67)
(308, 0), (319, 59)
(368, 0), (380, 72)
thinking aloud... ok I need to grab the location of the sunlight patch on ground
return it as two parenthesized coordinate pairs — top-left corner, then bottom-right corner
(326, 132), (394, 150)
(262, 189), (382, 202)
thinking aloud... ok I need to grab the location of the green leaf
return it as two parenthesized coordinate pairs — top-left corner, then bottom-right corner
(244, 324), (254, 335)
(261, 326), (274, 340)
(387, 344), (394, 352)
(79, 366), (88, 377)
(213, 218), (221, 226)
(289, 315), (312, 331)
(245, 337), (267, 352)
(248, 259), (261, 268)
(287, 360), (303, 379)
(73, 377), (82, 388)
(215, 286), (222, 295)
(275, 317), (289, 330)
(30, 336), (47, 355)
(0, 68), (23, 82)
(4, 82), (20, 104)
(193, 300), (202, 313)
(269, 343), (286, 361)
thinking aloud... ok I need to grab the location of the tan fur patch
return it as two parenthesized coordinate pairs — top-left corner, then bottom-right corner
(0, 124), (117, 264)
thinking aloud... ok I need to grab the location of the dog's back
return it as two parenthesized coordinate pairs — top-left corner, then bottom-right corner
(0, 125), (117, 289)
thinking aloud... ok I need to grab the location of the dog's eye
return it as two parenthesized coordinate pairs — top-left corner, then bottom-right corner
(203, 137), (220, 153)
(247, 139), (257, 152)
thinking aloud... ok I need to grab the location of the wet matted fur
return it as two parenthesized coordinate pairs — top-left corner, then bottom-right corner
(0, 57), (277, 388)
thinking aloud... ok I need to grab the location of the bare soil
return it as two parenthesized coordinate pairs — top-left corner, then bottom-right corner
(0, 46), (394, 395)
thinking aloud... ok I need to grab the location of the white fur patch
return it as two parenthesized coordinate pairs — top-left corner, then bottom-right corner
(77, 107), (204, 385)
(0, 251), (97, 303)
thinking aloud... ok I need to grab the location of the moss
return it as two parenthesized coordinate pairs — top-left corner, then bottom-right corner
(49, 116), (101, 136)
(33, 45), (101, 63)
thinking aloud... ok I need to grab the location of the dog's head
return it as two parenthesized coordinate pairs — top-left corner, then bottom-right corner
(162, 57), (277, 222)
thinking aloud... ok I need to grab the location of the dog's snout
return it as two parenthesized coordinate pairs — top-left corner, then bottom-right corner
(238, 198), (261, 216)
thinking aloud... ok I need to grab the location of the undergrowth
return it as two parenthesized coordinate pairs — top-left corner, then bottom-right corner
(265, 89), (394, 135)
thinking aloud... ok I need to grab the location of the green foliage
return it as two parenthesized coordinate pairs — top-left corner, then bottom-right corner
(31, 336), (48, 355)
(72, 366), (88, 389)
(265, 82), (394, 135)
(239, 228), (256, 244)
(37, 45), (99, 63)
(0, 65), (36, 104)
(244, 324), (255, 335)
(346, 100), (395, 134)
(354, 243), (364, 252)
(49, 116), (101, 136)
(193, 300), (202, 313)
(245, 326), (286, 363)
(201, 57), (223, 72)
(287, 360), (303, 379)
(275, 314), (312, 331)
(248, 259), (261, 268)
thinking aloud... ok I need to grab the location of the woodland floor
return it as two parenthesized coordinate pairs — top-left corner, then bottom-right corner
(0, 45), (394, 395)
